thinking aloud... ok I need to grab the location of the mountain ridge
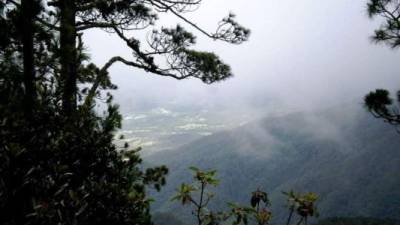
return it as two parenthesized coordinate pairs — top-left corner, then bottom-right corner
(145, 104), (400, 224)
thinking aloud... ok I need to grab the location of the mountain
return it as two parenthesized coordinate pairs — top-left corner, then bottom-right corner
(144, 104), (400, 224)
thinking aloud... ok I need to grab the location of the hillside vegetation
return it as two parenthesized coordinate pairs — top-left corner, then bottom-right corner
(146, 104), (400, 224)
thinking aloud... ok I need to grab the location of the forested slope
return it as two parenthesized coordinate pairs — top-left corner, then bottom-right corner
(146, 104), (400, 224)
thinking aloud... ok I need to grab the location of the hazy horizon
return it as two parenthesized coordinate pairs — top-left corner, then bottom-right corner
(83, 0), (400, 152)
(84, 0), (400, 112)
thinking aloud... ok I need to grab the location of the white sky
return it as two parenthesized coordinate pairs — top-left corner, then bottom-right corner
(83, 0), (400, 115)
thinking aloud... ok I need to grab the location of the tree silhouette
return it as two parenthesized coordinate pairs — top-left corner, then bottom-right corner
(10, 0), (249, 114)
(0, 0), (249, 224)
(364, 0), (400, 130)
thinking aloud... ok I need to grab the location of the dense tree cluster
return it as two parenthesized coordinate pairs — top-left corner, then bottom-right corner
(0, 0), (248, 224)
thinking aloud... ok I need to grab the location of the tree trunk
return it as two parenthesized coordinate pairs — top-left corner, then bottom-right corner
(21, 0), (36, 117)
(60, 0), (77, 115)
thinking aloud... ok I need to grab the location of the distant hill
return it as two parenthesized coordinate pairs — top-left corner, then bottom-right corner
(145, 104), (400, 224)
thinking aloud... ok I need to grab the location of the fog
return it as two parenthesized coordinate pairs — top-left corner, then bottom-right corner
(84, 0), (400, 137)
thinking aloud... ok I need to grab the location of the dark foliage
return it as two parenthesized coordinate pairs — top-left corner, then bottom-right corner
(0, 11), (168, 222)
(364, 0), (400, 129)
(1, 0), (247, 224)
(365, 89), (400, 129)
(0, 103), (168, 225)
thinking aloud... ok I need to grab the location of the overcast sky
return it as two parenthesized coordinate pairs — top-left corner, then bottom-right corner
(83, 0), (400, 116)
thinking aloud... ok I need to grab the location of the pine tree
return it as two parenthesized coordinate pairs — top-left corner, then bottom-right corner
(0, 0), (249, 224)
(364, 0), (400, 130)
